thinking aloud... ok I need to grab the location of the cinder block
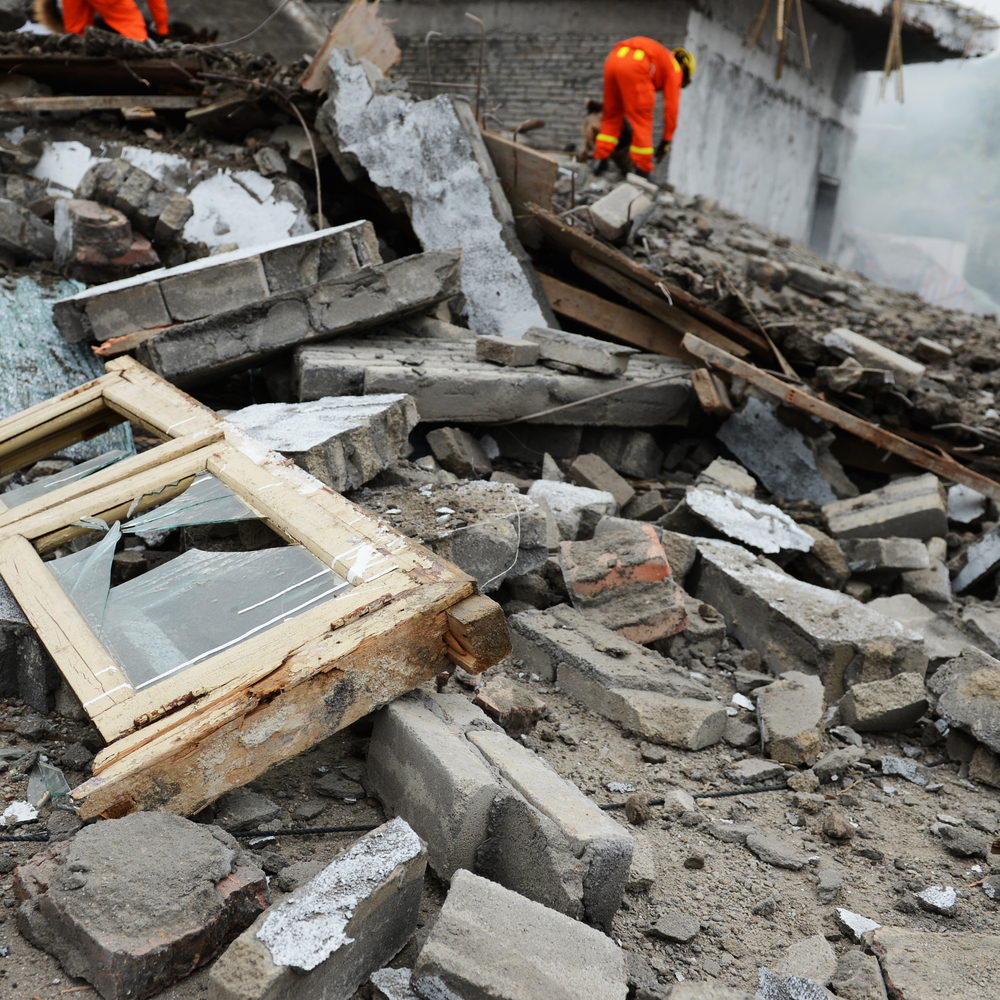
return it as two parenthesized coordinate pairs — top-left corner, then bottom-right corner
(365, 695), (500, 880)
(160, 257), (268, 322)
(412, 870), (628, 1000)
(823, 474), (947, 541)
(586, 181), (655, 244)
(208, 819), (426, 1000)
(466, 728), (633, 930)
(525, 326), (637, 377)
(84, 282), (172, 341)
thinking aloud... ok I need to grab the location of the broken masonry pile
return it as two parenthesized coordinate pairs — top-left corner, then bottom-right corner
(0, 12), (999, 1000)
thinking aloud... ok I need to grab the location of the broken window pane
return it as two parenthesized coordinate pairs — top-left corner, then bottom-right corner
(122, 471), (259, 533)
(2, 449), (130, 508)
(48, 521), (121, 630)
(50, 538), (350, 691)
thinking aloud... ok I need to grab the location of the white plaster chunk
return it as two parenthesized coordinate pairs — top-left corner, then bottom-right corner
(322, 48), (548, 339)
(1, 800), (38, 826)
(527, 479), (616, 514)
(948, 483), (987, 525)
(256, 817), (422, 971)
(835, 907), (881, 942)
(917, 885), (957, 910)
(685, 489), (814, 554)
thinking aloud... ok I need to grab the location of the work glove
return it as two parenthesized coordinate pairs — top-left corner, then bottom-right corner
(592, 157), (609, 176)
(655, 139), (670, 163)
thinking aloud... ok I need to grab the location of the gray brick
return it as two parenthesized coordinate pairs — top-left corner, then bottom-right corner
(84, 282), (172, 341)
(159, 257), (268, 322)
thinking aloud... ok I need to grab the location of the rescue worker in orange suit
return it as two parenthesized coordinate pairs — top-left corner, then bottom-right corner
(592, 39), (696, 178)
(35, 0), (169, 42)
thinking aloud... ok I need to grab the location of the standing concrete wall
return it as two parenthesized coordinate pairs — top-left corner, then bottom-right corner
(671, 4), (863, 243)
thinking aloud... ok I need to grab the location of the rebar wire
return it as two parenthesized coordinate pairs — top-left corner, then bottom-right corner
(464, 12), (486, 122)
(180, 0), (296, 51)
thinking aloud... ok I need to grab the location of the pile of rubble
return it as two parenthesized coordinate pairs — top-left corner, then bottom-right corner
(0, 6), (999, 1000)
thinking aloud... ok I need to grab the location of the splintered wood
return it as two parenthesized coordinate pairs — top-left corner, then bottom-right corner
(0, 358), (511, 819)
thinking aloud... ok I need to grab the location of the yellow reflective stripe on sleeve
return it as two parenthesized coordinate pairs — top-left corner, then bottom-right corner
(617, 46), (630, 57)
(629, 145), (654, 154)
(633, 49), (645, 60)
(596, 134), (619, 144)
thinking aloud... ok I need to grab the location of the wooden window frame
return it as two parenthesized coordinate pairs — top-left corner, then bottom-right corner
(0, 357), (509, 819)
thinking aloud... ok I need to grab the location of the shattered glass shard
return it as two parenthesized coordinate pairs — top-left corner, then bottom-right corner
(2, 449), (130, 509)
(122, 471), (258, 532)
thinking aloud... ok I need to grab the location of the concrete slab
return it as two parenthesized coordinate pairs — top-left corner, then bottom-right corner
(412, 870), (628, 1000)
(294, 336), (693, 426)
(823, 474), (947, 541)
(225, 394), (418, 493)
(318, 48), (553, 338)
(525, 326), (638, 376)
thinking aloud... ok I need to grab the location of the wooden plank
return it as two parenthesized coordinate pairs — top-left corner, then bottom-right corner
(102, 357), (220, 438)
(93, 326), (171, 358)
(0, 428), (222, 534)
(683, 333), (1000, 503)
(690, 368), (735, 417)
(525, 202), (772, 356)
(301, 0), (401, 91)
(0, 378), (111, 447)
(481, 131), (559, 249)
(538, 273), (700, 365)
(570, 251), (752, 359)
(0, 445), (216, 545)
(0, 535), (134, 728)
(0, 95), (199, 113)
(75, 582), (480, 818)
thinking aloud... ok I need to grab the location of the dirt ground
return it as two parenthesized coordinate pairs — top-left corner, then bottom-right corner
(1, 627), (998, 999)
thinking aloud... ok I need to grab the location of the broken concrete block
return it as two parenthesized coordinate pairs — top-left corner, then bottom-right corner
(465, 729), (634, 931)
(213, 788), (281, 831)
(926, 647), (1000, 754)
(474, 675), (547, 734)
(746, 832), (811, 870)
(569, 453), (636, 508)
(611, 688), (728, 750)
(582, 428), (663, 480)
(588, 180), (655, 243)
(952, 526), (1000, 593)
(528, 479), (617, 540)
(773, 933), (837, 986)
(525, 326), (638, 376)
(756, 671), (824, 765)
(226, 394), (418, 493)
(829, 950), (887, 1000)
(0, 197), (55, 261)
(839, 537), (930, 574)
(560, 526), (688, 643)
(656, 588), (728, 662)
(208, 819), (425, 1000)
(0, 576), (59, 713)
(371, 967), (419, 1000)
(839, 673), (928, 732)
(139, 250), (462, 387)
(318, 48), (552, 338)
(15, 812), (267, 1000)
(824, 474), (947, 541)
(788, 524), (850, 591)
(412, 869), (628, 1000)
(682, 488), (814, 555)
(716, 397), (838, 505)
(160, 257), (269, 321)
(426, 427), (493, 478)
(476, 334), (540, 366)
(914, 336), (953, 364)
(900, 556), (953, 606)
(690, 539), (927, 700)
(659, 529), (699, 583)
(698, 458), (757, 494)
(867, 594), (972, 669)
(365, 694), (500, 880)
(823, 327), (926, 390)
(786, 263), (846, 297)
(622, 490), (667, 521)
(969, 745), (1000, 787)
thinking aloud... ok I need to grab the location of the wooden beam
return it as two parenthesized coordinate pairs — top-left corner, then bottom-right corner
(93, 326), (172, 358)
(683, 333), (1000, 502)
(525, 202), (772, 356)
(538, 272), (700, 365)
(0, 95), (200, 113)
(569, 251), (752, 359)
(690, 368), (735, 417)
(446, 594), (513, 673)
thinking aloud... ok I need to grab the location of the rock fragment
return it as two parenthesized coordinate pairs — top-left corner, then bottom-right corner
(757, 671), (824, 765)
(839, 673), (928, 732)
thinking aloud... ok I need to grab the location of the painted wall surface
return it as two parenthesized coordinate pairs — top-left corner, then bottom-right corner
(669, 4), (864, 241)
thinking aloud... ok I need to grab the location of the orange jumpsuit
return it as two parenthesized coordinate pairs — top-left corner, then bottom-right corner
(593, 37), (683, 175)
(62, 0), (169, 41)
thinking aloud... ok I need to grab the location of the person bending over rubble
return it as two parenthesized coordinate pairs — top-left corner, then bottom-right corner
(35, 0), (169, 42)
(592, 38), (695, 178)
